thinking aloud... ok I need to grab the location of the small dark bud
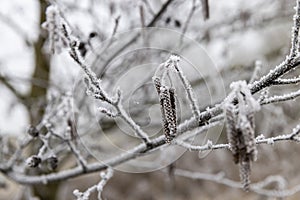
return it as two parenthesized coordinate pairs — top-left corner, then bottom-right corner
(165, 17), (171, 24)
(89, 32), (97, 38)
(78, 42), (87, 57)
(26, 155), (41, 168)
(174, 20), (181, 28)
(27, 125), (39, 137)
(71, 40), (77, 48)
(78, 42), (86, 50)
(47, 155), (58, 170)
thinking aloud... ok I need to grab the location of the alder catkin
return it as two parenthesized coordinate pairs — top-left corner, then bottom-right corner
(153, 77), (161, 94)
(240, 159), (251, 192)
(160, 87), (173, 143)
(224, 103), (239, 164)
(169, 88), (177, 134)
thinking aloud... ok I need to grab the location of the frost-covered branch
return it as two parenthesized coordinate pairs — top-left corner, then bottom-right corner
(3, 121), (300, 185)
(260, 88), (300, 105)
(42, 5), (152, 145)
(3, 1), (300, 199)
(175, 139), (228, 151)
(176, 124), (300, 156)
(171, 55), (201, 122)
(172, 169), (300, 198)
(290, 0), (300, 59)
(73, 168), (113, 200)
(272, 75), (300, 85)
(250, 0), (300, 93)
(175, 124), (300, 152)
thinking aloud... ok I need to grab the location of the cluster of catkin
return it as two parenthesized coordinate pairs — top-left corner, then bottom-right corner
(224, 81), (260, 191)
(153, 77), (177, 143)
(153, 55), (201, 144)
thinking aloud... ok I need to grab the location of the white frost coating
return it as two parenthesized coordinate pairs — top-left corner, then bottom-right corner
(168, 54), (181, 63)
(169, 55), (201, 122)
(290, 0), (300, 59)
(42, 5), (68, 54)
(266, 138), (275, 145)
(230, 80), (261, 113)
(273, 75), (300, 85)
(73, 168), (114, 200)
(255, 134), (265, 140)
(260, 88), (300, 105)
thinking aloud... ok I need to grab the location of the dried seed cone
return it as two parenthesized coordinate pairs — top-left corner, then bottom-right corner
(27, 125), (39, 137)
(26, 155), (42, 168)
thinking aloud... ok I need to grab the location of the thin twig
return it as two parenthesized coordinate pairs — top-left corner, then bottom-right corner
(179, 0), (197, 46)
(272, 76), (300, 85)
(3, 123), (300, 185)
(73, 168), (114, 200)
(98, 0), (175, 78)
(260, 89), (300, 105)
(172, 169), (300, 198)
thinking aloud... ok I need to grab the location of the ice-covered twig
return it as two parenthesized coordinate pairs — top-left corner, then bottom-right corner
(175, 139), (228, 151)
(116, 102), (152, 144)
(172, 169), (300, 198)
(260, 88), (300, 105)
(96, 168), (114, 200)
(43, 5), (151, 145)
(67, 140), (87, 170)
(272, 75), (300, 85)
(98, 107), (118, 118)
(42, 5), (68, 54)
(171, 55), (201, 123)
(73, 168), (113, 200)
(250, 57), (300, 94)
(175, 125), (300, 153)
(3, 122), (300, 185)
(46, 121), (87, 170)
(3, 1), (300, 195)
(250, 0), (300, 93)
(290, 0), (300, 59)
